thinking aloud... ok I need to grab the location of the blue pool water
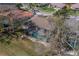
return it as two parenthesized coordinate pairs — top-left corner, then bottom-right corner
(31, 31), (48, 41)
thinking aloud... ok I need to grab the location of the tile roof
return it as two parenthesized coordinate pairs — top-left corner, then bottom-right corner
(10, 10), (33, 19)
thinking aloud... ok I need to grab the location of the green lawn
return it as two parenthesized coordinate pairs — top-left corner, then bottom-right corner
(67, 10), (79, 16)
(39, 6), (55, 13)
(54, 9), (79, 16)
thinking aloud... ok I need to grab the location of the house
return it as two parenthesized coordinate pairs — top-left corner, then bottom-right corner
(0, 3), (33, 19)
(30, 15), (54, 31)
(30, 15), (54, 36)
(0, 4), (33, 32)
(51, 3), (66, 9)
(22, 15), (55, 42)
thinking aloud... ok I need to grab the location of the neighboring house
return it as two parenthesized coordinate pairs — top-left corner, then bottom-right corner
(50, 3), (66, 13)
(71, 3), (79, 10)
(51, 3), (66, 9)
(0, 3), (18, 12)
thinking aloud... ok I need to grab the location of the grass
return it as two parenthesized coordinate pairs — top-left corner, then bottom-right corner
(40, 6), (55, 13)
(66, 10), (79, 16)
(0, 37), (49, 56)
(0, 39), (38, 56)
(54, 8), (79, 16)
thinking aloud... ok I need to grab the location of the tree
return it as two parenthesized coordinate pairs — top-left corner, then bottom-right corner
(16, 3), (22, 9)
(65, 3), (75, 9)
(48, 15), (71, 55)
